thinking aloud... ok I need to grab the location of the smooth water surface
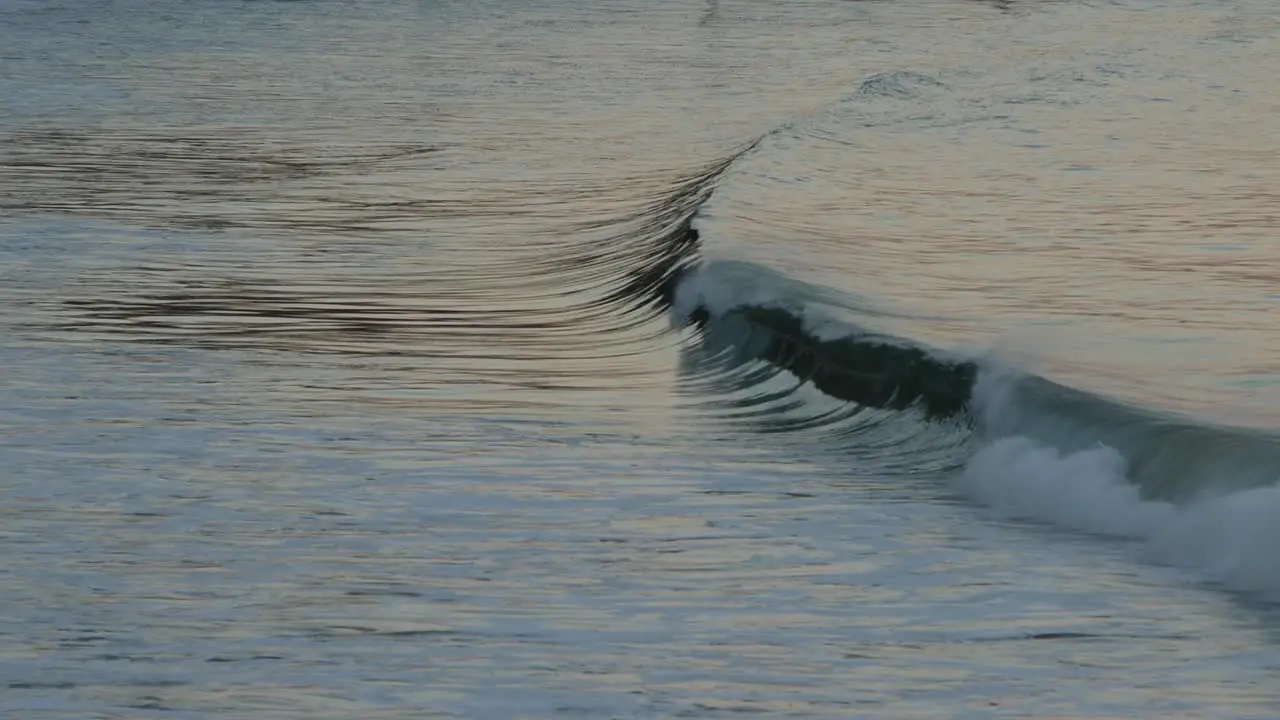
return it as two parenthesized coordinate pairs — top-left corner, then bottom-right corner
(2, 0), (1278, 718)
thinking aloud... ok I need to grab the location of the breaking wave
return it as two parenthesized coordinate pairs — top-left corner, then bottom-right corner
(666, 248), (1280, 600)
(19, 122), (1278, 602)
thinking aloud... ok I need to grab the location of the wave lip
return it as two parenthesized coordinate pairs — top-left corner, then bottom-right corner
(672, 261), (978, 420)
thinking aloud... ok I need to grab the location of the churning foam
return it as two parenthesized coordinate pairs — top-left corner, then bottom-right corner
(963, 371), (1280, 600)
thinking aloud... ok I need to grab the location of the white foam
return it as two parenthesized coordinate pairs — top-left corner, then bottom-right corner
(959, 430), (1280, 600)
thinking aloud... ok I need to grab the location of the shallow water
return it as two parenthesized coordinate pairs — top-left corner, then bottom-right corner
(2, 0), (1278, 718)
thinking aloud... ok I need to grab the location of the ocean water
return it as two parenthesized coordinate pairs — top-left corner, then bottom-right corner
(1, 0), (1278, 717)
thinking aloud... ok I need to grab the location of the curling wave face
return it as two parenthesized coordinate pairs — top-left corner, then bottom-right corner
(663, 250), (1280, 598)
